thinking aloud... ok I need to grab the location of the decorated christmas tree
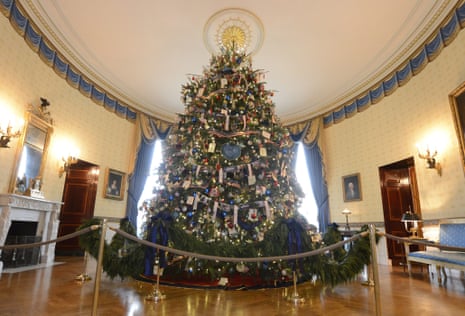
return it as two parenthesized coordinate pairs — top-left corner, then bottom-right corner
(139, 49), (371, 287)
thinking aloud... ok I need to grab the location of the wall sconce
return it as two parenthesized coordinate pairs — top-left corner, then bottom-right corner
(401, 210), (422, 238)
(417, 144), (441, 175)
(59, 154), (79, 177)
(341, 208), (352, 231)
(0, 118), (23, 148)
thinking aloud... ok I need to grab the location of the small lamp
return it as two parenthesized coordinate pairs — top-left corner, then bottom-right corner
(341, 208), (352, 231)
(401, 210), (422, 238)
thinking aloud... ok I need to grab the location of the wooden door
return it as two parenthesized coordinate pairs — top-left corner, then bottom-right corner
(55, 160), (99, 255)
(379, 157), (421, 266)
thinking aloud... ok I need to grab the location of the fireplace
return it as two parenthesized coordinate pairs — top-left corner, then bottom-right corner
(2, 221), (42, 268)
(0, 194), (62, 274)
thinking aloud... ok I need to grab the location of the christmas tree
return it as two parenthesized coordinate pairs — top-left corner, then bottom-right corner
(142, 48), (349, 287)
(142, 49), (311, 283)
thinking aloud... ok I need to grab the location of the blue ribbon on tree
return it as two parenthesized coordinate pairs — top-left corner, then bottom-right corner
(143, 211), (173, 276)
(286, 218), (304, 272)
(237, 216), (261, 231)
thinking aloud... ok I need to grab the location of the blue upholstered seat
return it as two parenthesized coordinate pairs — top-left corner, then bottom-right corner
(406, 220), (465, 282)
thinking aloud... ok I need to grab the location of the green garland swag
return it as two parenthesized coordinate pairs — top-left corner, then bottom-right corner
(78, 218), (375, 287)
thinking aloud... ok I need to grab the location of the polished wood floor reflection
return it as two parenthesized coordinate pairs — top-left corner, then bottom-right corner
(0, 256), (464, 315)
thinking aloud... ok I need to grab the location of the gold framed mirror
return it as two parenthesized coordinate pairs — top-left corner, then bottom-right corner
(9, 112), (53, 195)
(450, 81), (465, 175)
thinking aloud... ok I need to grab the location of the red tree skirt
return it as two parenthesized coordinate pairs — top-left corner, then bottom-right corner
(139, 272), (295, 290)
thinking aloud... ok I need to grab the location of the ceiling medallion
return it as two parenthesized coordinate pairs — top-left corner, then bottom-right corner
(203, 8), (264, 55)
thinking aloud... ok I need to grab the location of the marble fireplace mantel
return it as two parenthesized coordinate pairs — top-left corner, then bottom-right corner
(0, 194), (62, 274)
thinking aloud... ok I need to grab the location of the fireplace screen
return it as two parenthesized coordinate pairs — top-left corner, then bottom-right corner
(1, 221), (41, 268)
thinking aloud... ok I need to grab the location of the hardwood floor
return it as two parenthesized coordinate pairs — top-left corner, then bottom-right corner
(0, 256), (464, 315)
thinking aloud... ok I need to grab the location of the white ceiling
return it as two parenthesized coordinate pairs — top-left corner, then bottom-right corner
(21, 0), (457, 124)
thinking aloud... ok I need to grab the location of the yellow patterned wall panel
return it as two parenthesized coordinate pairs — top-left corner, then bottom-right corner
(0, 16), (136, 218)
(323, 29), (465, 224)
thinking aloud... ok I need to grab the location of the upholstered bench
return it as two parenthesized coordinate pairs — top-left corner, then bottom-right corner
(405, 218), (465, 282)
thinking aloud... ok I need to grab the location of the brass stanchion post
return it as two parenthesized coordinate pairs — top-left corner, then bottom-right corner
(75, 251), (92, 282)
(91, 219), (107, 316)
(361, 263), (375, 286)
(145, 253), (166, 302)
(286, 270), (305, 304)
(369, 224), (382, 316)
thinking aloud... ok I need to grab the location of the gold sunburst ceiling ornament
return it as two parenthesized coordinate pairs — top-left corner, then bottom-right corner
(221, 25), (247, 50)
(203, 8), (264, 55)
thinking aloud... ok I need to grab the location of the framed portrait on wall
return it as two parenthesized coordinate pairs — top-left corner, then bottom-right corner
(104, 168), (126, 200)
(342, 173), (362, 202)
(449, 81), (465, 174)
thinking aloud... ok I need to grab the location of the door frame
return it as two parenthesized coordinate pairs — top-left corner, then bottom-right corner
(379, 157), (422, 266)
(55, 160), (99, 255)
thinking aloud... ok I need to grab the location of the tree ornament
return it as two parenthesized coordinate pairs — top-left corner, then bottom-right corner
(221, 143), (241, 160)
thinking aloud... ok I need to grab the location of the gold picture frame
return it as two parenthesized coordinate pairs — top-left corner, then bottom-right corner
(342, 173), (362, 202)
(103, 168), (126, 200)
(449, 81), (465, 175)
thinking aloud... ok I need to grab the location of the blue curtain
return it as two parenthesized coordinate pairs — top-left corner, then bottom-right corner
(288, 118), (329, 233)
(126, 114), (172, 227)
(302, 138), (329, 232)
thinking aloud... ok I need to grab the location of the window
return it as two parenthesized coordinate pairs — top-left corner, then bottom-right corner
(295, 143), (319, 230)
(137, 140), (163, 237)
